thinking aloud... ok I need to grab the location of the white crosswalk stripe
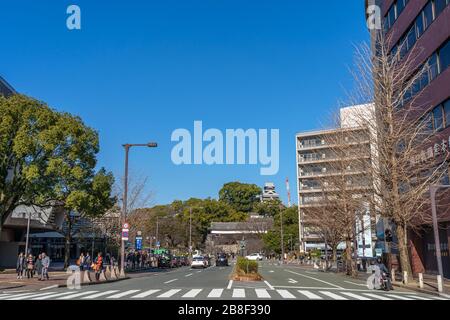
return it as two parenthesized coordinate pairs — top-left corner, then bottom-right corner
(255, 289), (271, 298)
(131, 289), (161, 298)
(0, 292), (36, 300)
(182, 289), (203, 298)
(108, 290), (141, 299)
(320, 291), (348, 300)
(207, 289), (223, 298)
(340, 292), (371, 300)
(6, 291), (57, 300)
(157, 289), (182, 298)
(386, 294), (414, 300)
(362, 293), (393, 300)
(32, 292), (81, 300)
(276, 290), (296, 299)
(297, 290), (323, 300)
(57, 291), (99, 300)
(232, 289), (245, 298)
(82, 290), (120, 299)
(405, 295), (432, 300)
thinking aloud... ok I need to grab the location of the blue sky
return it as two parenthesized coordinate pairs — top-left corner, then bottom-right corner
(0, 1), (370, 206)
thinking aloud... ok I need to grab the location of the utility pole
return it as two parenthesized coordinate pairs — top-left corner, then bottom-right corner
(286, 178), (291, 207)
(280, 205), (285, 263)
(189, 207), (192, 256)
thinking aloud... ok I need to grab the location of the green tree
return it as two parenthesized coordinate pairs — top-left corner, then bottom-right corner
(263, 206), (299, 254)
(254, 199), (283, 217)
(219, 182), (261, 213)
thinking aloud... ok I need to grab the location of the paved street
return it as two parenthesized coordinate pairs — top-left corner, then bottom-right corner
(1, 261), (447, 301)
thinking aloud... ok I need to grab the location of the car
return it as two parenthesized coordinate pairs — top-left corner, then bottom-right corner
(246, 253), (263, 261)
(216, 253), (229, 266)
(191, 256), (207, 269)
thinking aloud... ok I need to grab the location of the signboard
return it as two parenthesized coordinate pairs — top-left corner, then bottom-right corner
(135, 236), (143, 250)
(122, 228), (129, 241)
(375, 248), (383, 257)
(156, 241), (160, 248)
(123, 223), (129, 229)
(240, 241), (246, 250)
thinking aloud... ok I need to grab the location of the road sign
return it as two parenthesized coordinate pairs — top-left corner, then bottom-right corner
(123, 223), (129, 229)
(240, 240), (246, 250)
(135, 236), (143, 250)
(156, 241), (160, 248)
(122, 230), (129, 241)
(375, 248), (383, 257)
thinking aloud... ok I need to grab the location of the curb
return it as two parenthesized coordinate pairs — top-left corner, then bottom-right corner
(391, 282), (449, 298)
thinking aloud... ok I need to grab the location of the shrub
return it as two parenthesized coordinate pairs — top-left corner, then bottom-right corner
(236, 257), (258, 274)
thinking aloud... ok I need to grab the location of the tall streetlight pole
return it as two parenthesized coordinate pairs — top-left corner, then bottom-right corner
(189, 207), (192, 256)
(430, 185), (450, 292)
(280, 205), (285, 264)
(120, 142), (157, 277)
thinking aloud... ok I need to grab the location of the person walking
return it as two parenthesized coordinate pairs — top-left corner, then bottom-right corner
(16, 253), (25, 279)
(35, 254), (42, 279)
(94, 252), (103, 281)
(26, 254), (34, 279)
(41, 252), (50, 281)
(78, 253), (85, 271)
(84, 252), (91, 271)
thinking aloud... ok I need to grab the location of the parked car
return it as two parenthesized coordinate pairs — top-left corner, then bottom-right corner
(216, 253), (229, 266)
(191, 256), (208, 269)
(246, 253), (264, 261)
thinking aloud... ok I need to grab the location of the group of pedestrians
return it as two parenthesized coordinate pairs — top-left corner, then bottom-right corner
(16, 252), (50, 281)
(76, 252), (108, 281)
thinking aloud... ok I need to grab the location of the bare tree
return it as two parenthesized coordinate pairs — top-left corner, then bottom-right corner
(343, 31), (450, 276)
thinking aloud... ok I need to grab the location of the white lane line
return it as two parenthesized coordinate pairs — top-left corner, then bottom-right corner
(132, 289), (161, 298)
(32, 292), (80, 300)
(362, 293), (393, 300)
(386, 294), (414, 300)
(157, 289), (182, 298)
(277, 290), (296, 299)
(264, 281), (275, 290)
(6, 291), (57, 300)
(82, 290), (120, 299)
(57, 291), (99, 300)
(285, 270), (343, 289)
(269, 270), (274, 273)
(164, 279), (178, 284)
(185, 273), (193, 277)
(197, 271), (202, 273)
(108, 290), (141, 299)
(340, 292), (372, 300)
(255, 289), (271, 299)
(182, 289), (203, 298)
(320, 291), (348, 300)
(207, 289), (224, 298)
(297, 290), (323, 300)
(344, 281), (366, 287)
(227, 280), (233, 289)
(232, 289), (246, 298)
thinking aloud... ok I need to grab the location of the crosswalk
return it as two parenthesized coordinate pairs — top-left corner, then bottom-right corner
(0, 288), (447, 301)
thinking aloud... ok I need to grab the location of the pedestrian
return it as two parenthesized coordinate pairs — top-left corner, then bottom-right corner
(94, 252), (103, 281)
(26, 254), (34, 279)
(78, 252), (85, 271)
(35, 254), (42, 279)
(41, 252), (50, 280)
(84, 252), (91, 271)
(16, 252), (25, 279)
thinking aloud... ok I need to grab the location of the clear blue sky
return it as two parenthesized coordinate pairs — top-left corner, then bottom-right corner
(1, 0), (369, 206)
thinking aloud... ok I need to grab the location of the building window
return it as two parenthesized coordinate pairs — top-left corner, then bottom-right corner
(434, 0), (449, 17)
(423, 2), (434, 29)
(428, 53), (439, 81)
(438, 40), (450, 73)
(415, 13), (424, 38)
(433, 105), (444, 131)
(444, 100), (450, 128)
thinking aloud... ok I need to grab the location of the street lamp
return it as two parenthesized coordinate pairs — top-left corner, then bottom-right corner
(280, 205), (285, 264)
(120, 142), (158, 277)
(430, 185), (450, 292)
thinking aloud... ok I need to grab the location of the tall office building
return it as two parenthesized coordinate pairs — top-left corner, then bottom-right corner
(366, 0), (450, 276)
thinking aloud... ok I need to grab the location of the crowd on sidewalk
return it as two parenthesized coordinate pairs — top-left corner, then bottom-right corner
(16, 252), (50, 281)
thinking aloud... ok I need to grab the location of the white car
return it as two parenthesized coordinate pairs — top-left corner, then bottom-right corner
(246, 253), (264, 261)
(191, 256), (207, 269)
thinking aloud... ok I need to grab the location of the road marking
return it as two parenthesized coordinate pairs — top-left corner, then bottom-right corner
(207, 289), (224, 298)
(57, 291), (99, 300)
(82, 290), (120, 299)
(344, 281), (366, 287)
(320, 291), (348, 300)
(386, 294), (414, 300)
(40, 285), (59, 291)
(255, 289), (271, 298)
(362, 293), (393, 300)
(164, 279), (178, 284)
(232, 289), (245, 298)
(277, 289), (296, 299)
(182, 289), (203, 298)
(264, 281), (275, 290)
(197, 271), (202, 273)
(6, 291), (57, 300)
(108, 290), (141, 299)
(406, 295), (432, 300)
(185, 273), (193, 277)
(157, 289), (182, 298)
(340, 292), (371, 300)
(297, 290), (323, 300)
(288, 278), (298, 284)
(33, 292), (80, 300)
(285, 270), (343, 289)
(0, 292), (39, 300)
(132, 289), (161, 298)
(227, 280), (233, 289)
(269, 270), (274, 273)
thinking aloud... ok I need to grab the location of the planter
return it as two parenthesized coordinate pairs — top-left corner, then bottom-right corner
(231, 274), (263, 282)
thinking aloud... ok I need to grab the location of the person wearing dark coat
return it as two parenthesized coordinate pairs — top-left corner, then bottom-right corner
(16, 253), (26, 279)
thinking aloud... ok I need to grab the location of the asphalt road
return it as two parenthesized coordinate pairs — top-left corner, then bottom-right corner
(0, 261), (448, 300)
